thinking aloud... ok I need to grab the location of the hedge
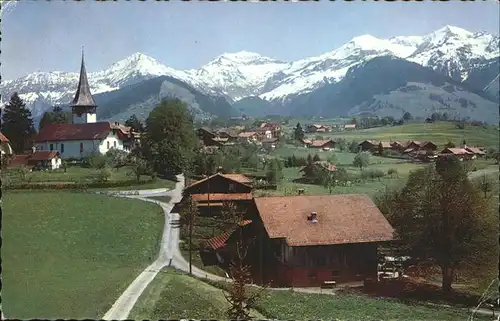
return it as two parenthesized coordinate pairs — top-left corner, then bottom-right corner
(5, 179), (154, 191)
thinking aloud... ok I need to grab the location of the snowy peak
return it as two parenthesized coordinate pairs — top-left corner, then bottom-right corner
(207, 51), (285, 67)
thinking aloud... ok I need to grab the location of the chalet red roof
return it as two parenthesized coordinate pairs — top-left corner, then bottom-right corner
(254, 194), (394, 246)
(238, 131), (257, 138)
(440, 148), (473, 155)
(465, 147), (485, 155)
(35, 122), (112, 142)
(0, 132), (9, 142)
(191, 193), (254, 202)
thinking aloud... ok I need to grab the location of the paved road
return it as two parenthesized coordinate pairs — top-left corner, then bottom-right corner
(102, 174), (184, 321)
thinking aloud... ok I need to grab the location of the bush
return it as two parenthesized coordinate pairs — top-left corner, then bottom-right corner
(96, 167), (112, 183)
(361, 169), (385, 181)
(84, 154), (108, 169)
(387, 168), (399, 178)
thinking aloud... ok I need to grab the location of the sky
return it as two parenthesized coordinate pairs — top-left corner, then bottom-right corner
(2, 0), (499, 80)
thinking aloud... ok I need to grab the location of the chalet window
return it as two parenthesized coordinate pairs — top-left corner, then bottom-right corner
(331, 270), (340, 279)
(61, 143), (64, 153)
(107, 141), (110, 149)
(228, 183), (234, 191)
(80, 143), (84, 153)
(113, 141), (117, 148)
(50, 144), (54, 151)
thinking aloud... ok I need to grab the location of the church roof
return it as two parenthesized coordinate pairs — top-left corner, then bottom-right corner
(71, 51), (97, 108)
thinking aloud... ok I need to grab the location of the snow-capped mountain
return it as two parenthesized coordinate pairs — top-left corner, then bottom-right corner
(1, 25), (498, 119)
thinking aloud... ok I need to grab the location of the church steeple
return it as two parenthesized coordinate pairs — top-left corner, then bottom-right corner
(71, 48), (97, 124)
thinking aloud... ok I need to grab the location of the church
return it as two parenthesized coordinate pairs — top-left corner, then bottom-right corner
(35, 52), (138, 159)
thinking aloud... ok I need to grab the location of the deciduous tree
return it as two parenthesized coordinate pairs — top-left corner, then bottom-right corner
(179, 195), (200, 275)
(353, 151), (370, 170)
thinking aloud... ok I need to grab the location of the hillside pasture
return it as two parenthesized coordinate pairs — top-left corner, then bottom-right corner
(2, 191), (164, 319)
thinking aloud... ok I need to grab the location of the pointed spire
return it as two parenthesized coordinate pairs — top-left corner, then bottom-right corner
(71, 47), (97, 108)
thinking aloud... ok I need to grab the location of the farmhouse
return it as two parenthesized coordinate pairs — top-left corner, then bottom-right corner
(197, 127), (218, 146)
(343, 124), (356, 130)
(0, 132), (13, 157)
(174, 173), (254, 217)
(9, 149), (62, 170)
(258, 122), (281, 138)
(254, 195), (394, 287)
(34, 52), (137, 159)
(306, 124), (330, 133)
(237, 131), (258, 142)
(200, 194), (394, 287)
(464, 145), (486, 157)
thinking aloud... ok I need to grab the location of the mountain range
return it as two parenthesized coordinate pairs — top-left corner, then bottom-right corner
(1, 25), (498, 124)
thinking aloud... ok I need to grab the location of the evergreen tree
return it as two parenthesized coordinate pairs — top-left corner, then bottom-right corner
(293, 122), (305, 140)
(124, 114), (145, 132)
(1, 93), (36, 153)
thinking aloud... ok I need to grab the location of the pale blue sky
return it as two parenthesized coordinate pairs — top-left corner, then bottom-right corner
(2, 0), (499, 80)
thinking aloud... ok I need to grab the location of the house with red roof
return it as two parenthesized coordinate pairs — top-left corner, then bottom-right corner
(33, 51), (137, 159)
(9, 149), (62, 170)
(197, 193), (394, 288)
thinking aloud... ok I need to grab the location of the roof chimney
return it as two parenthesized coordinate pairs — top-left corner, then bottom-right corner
(309, 212), (318, 223)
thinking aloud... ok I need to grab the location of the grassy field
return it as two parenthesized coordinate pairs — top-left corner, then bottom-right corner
(131, 269), (481, 321)
(4, 165), (176, 190)
(2, 191), (165, 319)
(305, 122), (499, 149)
(129, 268), (264, 319)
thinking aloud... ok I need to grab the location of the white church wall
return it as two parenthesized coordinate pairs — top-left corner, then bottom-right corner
(37, 140), (100, 159)
(99, 131), (125, 154)
(72, 113), (97, 124)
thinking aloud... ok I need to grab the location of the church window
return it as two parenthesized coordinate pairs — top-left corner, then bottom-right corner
(80, 143), (84, 153)
(107, 141), (110, 149)
(50, 144), (54, 151)
(113, 141), (117, 148)
(61, 144), (65, 153)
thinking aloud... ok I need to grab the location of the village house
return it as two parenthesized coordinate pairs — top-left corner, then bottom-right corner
(202, 194), (394, 287)
(9, 149), (62, 170)
(216, 128), (239, 142)
(343, 124), (356, 131)
(174, 173), (254, 217)
(306, 124), (330, 133)
(258, 122), (281, 138)
(463, 145), (486, 158)
(0, 132), (13, 157)
(34, 52), (137, 159)
(261, 138), (278, 150)
(309, 139), (336, 150)
(197, 127), (218, 146)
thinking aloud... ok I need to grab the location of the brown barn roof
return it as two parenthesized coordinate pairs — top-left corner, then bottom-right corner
(186, 173), (252, 189)
(254, 195), (394, 246)
(35, 122), (111, 142)
(238, 131), (257, 138)
(440, 148), (473, 155)
(192, 193), (254, 202)
(465, 147), (485, 155)
(206, 220), (253, 249)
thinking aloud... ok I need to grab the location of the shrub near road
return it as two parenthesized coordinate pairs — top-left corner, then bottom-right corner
(2, 191), (164, 319)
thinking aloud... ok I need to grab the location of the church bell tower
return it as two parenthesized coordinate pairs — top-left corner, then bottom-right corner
(71, 49), (97, 124)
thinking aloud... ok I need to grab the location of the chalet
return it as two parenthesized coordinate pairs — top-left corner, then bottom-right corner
(9, 149), (62, 170)
(309, 139), (336, 150)
(253, 195), (394, 287)
(343, 124), (356, 131)
(358, 140), (378, 152)
(439, 148), (475, 160)
(402, 141), (437, 155)
(464, 146), (486, 158)
(419, 141), (438, 152)
(306, 124), (330, 133)
(197, 127), (217, 146)
(390, 141), (405, 152)
(216, 128), (239, 142)
(174, 173), (254, 216)
(0, 132), (13, 157)
(33, 52), (137, 159)
(299, 161), (336, 180)
(402, 141), (422, 153)
(409, 150), (438, 162)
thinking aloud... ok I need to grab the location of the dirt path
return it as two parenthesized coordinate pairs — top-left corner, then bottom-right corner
(102, 174), (184, 321)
